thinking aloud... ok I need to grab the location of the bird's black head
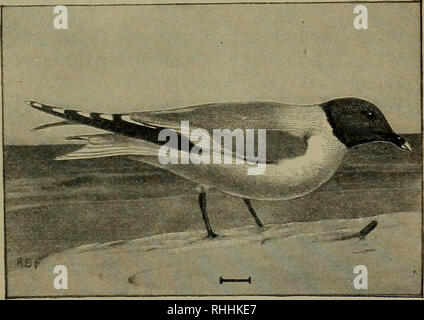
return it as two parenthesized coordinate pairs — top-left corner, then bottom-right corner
(321, 98), (412, 152)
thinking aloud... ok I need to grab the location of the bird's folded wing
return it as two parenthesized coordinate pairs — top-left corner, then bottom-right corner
(129, 101), (283, 132)
(26, 100), (308, 162)
(130, 102), (308, 161)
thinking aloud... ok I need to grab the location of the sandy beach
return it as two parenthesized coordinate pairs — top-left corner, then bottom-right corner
(7, 211), (421, 297)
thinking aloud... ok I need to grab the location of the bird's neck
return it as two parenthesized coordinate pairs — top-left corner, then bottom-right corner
(276, 104), (336, 139)
(274, 104), (348, 174)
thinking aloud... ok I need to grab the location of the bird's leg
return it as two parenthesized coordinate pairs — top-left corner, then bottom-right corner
(243, 199), (264, 227)
(198, 187), (218, 238)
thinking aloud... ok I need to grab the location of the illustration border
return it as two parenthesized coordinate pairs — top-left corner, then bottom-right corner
(1, 1), (423, 299)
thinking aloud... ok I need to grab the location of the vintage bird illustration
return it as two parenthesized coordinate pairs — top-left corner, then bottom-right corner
(26, 98), (412, 238)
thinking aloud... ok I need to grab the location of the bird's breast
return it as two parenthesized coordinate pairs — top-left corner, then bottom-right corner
(217, 133), (348, 201)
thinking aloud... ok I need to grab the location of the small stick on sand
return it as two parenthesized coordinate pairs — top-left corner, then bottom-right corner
(334, 220), (378, 241)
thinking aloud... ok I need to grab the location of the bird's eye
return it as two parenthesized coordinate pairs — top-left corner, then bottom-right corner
(363, 111), (376, 120)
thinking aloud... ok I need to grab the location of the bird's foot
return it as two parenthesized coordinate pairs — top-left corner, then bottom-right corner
(207, 231), (219, 239)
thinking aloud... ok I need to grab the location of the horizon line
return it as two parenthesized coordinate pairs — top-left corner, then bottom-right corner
(3, 132), (422, 147)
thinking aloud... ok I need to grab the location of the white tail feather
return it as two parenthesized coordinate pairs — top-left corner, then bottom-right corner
(56, 134), (159, 160)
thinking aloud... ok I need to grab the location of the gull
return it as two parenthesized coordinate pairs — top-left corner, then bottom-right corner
(26, 98), (412, 238)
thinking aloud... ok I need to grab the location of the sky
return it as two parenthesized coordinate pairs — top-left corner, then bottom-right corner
(2, 3), (421, 145)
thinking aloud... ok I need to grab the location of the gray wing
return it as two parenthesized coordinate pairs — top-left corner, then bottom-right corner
(130, 101), (284, 131)
(130, 101), (308, 162)
(26, 100), (308, 162)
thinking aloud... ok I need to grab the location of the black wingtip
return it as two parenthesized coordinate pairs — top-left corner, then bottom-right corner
(25, 100), (39, 108)
(25, 100), (68, 118)
(24, 100), (48, 112)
